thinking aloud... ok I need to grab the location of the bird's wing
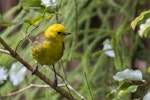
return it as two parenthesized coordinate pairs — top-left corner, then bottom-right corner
(31, 33), (46, 47)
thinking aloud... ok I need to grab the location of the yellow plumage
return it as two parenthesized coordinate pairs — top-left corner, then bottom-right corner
(31, 24), (70, 65)
(30, 24), (70, 88)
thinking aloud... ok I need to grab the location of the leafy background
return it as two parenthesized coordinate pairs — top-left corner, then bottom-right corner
(0, 0), (150, 100)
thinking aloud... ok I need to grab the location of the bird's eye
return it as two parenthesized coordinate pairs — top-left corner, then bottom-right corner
(58, 32), (62, 34)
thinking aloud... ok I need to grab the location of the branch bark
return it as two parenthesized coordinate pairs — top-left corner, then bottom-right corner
(0, 37), (74, 100)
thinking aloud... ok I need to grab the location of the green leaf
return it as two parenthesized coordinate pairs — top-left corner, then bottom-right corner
(148, 67), (150, 74)
(24, 18), (33, 24)
(143, 26), (150, 37)
(92, 50), (103, 57)
(24, 16), (42, 31)
(111, 81), (138, 100)
(43, 14), (54, 19)
(125, 85), (138, 93)
(114, 51), (122, 70)
(131, 10), (150, 30)
(22, 0), (42, 11)
(0, 15), (12, 27)
(24, 14), (54, 31)
(112, 36), (122, 70)
(116, 85), (138, 99)
(113, 69), (144, 82)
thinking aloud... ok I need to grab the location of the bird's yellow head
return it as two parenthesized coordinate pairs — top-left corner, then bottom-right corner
(44, 24), (71, 41)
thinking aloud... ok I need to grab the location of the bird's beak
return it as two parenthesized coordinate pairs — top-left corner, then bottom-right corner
(64, 32), (71, 35)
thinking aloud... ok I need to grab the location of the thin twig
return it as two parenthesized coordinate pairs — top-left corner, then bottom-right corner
(0, 83), (85, 100)
(0, 37), (74, 100)
(15, 24), (39, 53)
(45, 65), (85, 100)
(0, 49), (10, 55)
(64, 84), (86, 100)
(44, 65), (74, 98)
(0, 84), (49, 98)
(60, 60), (74, 98)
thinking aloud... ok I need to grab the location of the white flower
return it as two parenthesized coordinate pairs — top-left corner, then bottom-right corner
(41, 0), (57, 7)
(103, 39), (115, 57)
(9, 62), (27, 86)
(143, 92), (150, 100)
(0, 67), (8, 83)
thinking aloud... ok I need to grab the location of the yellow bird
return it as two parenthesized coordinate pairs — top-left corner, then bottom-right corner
(30, 24), (71, 87)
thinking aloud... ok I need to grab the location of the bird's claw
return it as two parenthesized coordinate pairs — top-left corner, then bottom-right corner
(53, 79), (57, 90)
(32, 63), (38, 75)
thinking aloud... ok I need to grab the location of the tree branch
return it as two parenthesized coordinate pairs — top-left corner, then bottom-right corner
(0, 37), (74, 100)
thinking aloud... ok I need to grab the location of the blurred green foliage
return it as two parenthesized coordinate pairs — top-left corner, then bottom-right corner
(1, 0), (150, 100)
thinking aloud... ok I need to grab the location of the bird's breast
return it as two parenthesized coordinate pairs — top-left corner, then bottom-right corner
(31, 40), (63, 65)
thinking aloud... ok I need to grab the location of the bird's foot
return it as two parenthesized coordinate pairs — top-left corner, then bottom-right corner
(53, 79), (58, 90)
(32, 62), (38, 75)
